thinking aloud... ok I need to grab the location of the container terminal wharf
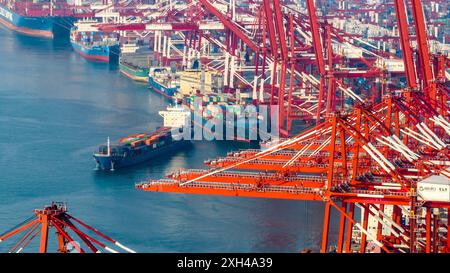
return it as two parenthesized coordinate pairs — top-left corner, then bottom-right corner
(0, 0), (449, 253)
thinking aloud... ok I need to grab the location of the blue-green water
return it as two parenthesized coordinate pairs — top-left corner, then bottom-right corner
(0, 28), (338, 252)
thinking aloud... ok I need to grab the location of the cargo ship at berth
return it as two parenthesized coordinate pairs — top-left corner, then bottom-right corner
(148, 68), (272, 142)
(148, 67), (179, 98)
(0, 0), (74, 38)
(119, 44), (152, 82)
(120, 60), (149, 82)
(70, 20), (120, 62)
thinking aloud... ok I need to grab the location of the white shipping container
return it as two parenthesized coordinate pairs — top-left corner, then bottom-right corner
(417, 175), (450, 202)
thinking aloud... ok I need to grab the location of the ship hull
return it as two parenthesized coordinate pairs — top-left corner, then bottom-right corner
(0, 4), (66, 38)
(119, 62), (149, 82)
(71, 41), (119, 62)
(148, 76), (177, 98)
(94, 140), (188, 170)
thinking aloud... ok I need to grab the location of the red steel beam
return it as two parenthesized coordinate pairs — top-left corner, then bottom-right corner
(39, 215), (49, 253)
(198, 0), (259, 52)
(426, 207), (431, 253)
(272, 0), (288, 60)
(393, 0), (417, 89)
(306, 0), (326, 122)
(263, 0), (279, 57)
(306, 0), (326, 76)
(320, 202), (332, 253)
(0, 218), (40, 242)
(337, 201), (347, 253)
(410, 0), (436, 103)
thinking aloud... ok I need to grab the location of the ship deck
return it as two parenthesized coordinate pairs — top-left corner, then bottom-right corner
(120, 49), (154, 70)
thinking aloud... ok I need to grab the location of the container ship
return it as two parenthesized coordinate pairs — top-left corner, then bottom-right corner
(119, 44), (151, 82)
(148, 67), (179, 98)
(0, 0), (74, 38)
(94, 127), (189, 170)
(149, 67), (270, 142)
(94, 105), (191, 170)
(70, 20), (120, 62)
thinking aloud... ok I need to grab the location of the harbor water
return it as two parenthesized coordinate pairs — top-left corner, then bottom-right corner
(0, 28), (339, 252)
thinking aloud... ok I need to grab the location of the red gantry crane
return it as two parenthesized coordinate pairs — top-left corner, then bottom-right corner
(90, 0), (425, 137)
(0, 202), (136, 253)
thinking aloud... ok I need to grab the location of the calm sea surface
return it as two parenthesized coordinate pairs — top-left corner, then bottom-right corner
(0, 28), (339, 252)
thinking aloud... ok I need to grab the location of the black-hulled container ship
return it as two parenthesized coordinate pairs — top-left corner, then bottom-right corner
(94, 127), (189, 171)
